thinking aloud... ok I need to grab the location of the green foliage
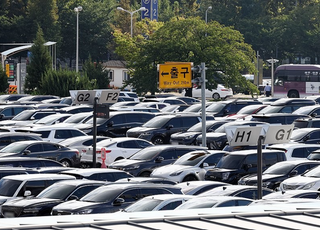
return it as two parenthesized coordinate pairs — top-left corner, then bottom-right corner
(39, 69), (95, 97)
(82, 56), (110, 89)
(25, 26), (52, 94)
(0, 66), (9, 93)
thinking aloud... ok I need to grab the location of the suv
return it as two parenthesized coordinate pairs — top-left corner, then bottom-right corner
(75, 111), (155, 137)
(205, 150), (287, 184)
(266, 143), (320, 161)
(0, 173), (75, 212)
(205, 100), (262, 117)
(126, 114), (214, 144)
(294, 117), (320, 129)
(108, 145), (208, 177)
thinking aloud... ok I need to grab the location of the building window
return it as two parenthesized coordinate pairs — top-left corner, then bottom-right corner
(123, 71), (130, 81)
(108, 70), (114, 81)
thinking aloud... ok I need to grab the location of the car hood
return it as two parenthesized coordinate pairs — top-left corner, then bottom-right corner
(171, 132), (200, 138)
(73, 124), (92, 130)
(109, 158), (144, 167)
(4, 197), (61, 208)
(242, 174), (284, 182)
(53, 200), (97, 211)
(0, 152), (18, 157)
(152, 165), (194, 176)
(128, 127), (156, 133)
(198, 133), (225, 139)
(208, 168), (238, 174)
(282, 175), (320, 185)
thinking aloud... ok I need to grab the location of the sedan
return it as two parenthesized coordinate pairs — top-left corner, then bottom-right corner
(0, 141), (81, 167)
(151, 150), (225, 182)
(290, 128), (320, 144)
(1, 180), (106, 217)
(80, 137), (154, 168)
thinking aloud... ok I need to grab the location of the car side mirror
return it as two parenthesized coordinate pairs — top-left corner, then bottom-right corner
(107, 121), (114, 127)
(155, 156), (164, 163)
(24, 190), (32, 197)
(243, 164), (252, 170)
(224, 109), (229, 115)
(68, 195), (79, 201)
(303, 135), (310, 141)
(311, 113), (318, 118)
(113, 197), (125, 206)
(289, 170), (298, 177)
(202, 162), (209, 168)
(0, 114), (4, 119)
(23, 150), (31, 155)
(166, 125), (173, 130)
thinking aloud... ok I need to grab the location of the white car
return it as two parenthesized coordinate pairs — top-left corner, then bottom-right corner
(150, 150), (225, 183)
(280, 165), (320, 191)
(80, 137), (154, 167)
(182, 84), (233, 100)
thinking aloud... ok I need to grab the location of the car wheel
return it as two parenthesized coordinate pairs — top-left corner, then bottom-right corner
(60, 159), (71, 167)
(182, 175), (197, 182)
(152, 136), (164, 145)
(139, 171), (151, 177)
(213, 93), (220, 100)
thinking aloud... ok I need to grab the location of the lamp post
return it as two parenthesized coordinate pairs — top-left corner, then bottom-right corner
(117, 7), (146, 37)
(266, 58), (279, 97)
(205, 6), (212, 36)
(74, 6), (82, 73)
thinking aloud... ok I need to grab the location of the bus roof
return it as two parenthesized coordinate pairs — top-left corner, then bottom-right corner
(276, 64), (320, 71)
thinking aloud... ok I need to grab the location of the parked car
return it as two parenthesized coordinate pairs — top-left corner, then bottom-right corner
(175, 181), (229, 195)
(29, 113), (72, 126)
(181, 84), (233, 100)
(0, 105), (35, 120)
(151, 150), (225, 182)
(108, 145), (208, 177)
(0, 94), (29, 104)
(205, 100), (262, 117)
(292, 105), (320, 118)
(0, 141), (81, 167)
(75, 111), (155, 137)
(1, 179), (106, 217)
(307, 149), (320, 160)
(262, 190), (320, 199)
(290, 128), (320, 144)
(280, 165), (320, 191)
(119, 91), (139, 102)
(205, 150), (287, 184)
(293, 117), (320, 129)
(59, 168), (133, 182)
(266, 143), (320, 161)
(126, 114), (214, 144)
(80, 137), (154, 167)
(238, 160), (320, 190)
(251, 113), (311, 125)
(225, 104), (268, 120)
(174, 96), (200, 105)
(51, 183), (183, 215)
(0, 173), (75, 213)
(175, 196), (253, 210)
(198, 185), (274, 200)
(60, 105), (93, 114)
(0, 132), (43, 150)
(16, 95), (60, 103)
(170, 120), (228, 145)
(0, 157), (65, 168)
(122, 194), (194, 212)
(160, 104), (190, 113)
(116, 177), (177, 185)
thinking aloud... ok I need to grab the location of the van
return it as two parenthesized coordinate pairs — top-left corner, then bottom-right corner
(204, 150), (286, 184)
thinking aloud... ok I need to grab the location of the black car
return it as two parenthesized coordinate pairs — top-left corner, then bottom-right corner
(108, 145), (208, 177)
(51, 183), (183, 215)
(290, 128), (320, 144)
(1, 179), (106, 217)
(0, 132), (42, 150)
(196, 120), (268, 150)
(0, 157), (65, 168)
(205, 99), (262, 117)
(75, 111), (155, 137)
(251, 113), (311, 125)
(126, 114), (214, 144)
(205, 150), (287, 184)
(238, 160), (320, 190)
(0, 141), (81, 167)
(170, 120), (228, 145)
(294, 117), (320, 129)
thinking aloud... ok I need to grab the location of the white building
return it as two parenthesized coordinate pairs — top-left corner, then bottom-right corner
(103, 60), (132, 90)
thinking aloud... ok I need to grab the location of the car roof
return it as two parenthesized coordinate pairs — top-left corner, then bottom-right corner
(225, 149), (285, 155)
(141, 145), (207, 150)
(252, 113), (311, 118)
(1, 173), (75, 181)
(267, 143), (320, 149)
(59, 168), (127, 176)
(51, 179), (108, 186)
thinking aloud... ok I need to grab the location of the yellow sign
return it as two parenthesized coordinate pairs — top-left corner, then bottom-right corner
(158, 63), (192, 89)
(5, 64), (9, 77)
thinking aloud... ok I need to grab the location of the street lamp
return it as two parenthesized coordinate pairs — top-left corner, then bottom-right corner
(266, 58), (279, 97)
(117, 7), (146, 37)
(74, 6), (82, 73)
(205, 6), (212, 36)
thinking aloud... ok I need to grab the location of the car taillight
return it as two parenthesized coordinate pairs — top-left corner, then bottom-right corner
(81, 149), (86, 153)
(221, 89), (229, 91)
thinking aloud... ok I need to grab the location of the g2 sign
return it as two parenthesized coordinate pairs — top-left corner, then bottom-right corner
(74, 90), (96, 104)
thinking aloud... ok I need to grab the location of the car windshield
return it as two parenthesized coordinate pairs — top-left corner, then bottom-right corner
(236, 105), (263, 115)
(263, 162), (295, 175)
(290, 129), (311, 141)
(206, 103), (227, 113)
(124, 198), (162, 212)
(293, 120), (309, 129)
(256, 106), (282, 114)
(293, 107), (315, 115)
(0, 142), (28, 153)
(177, 198), (218, 209)
(303, 165), (320, 177)
(12, 110), (35, 121)
(129, 148), (159, 160)
(215, 154), (244, 169)
(85, 117), (108, 125)
(64, 114), (92, 124)
(0, 179), (22, 196)
(183, 104), (201, 113)
(81, 186), (120, 202)
(37, 184), (76, 199)
(161, 105), (179, 113)
(174, 152), (207, 166)
(142, 116), (171, 128)
(187, 123), (202, 132)
(34, 115), (61, 124)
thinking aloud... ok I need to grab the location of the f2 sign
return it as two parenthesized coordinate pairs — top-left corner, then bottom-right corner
(74, 90), (96, 104)
(263, 124), (294, 145)
(98, 90), (120, 104)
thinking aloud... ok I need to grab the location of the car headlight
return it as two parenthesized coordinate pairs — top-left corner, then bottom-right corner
(262, 181), (272, 187)
(124, 165), (140, 170)
(76, 208), (93, 214)
(82, 129), (92, 134)
(221, 172), (230, 180)
(170, 171), (183, 176)
(301, 182), (316, 190)
(23, 207), (42, 213)
(185, 135), (195, 139)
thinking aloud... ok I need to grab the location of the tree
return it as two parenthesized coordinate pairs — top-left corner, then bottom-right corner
(114, 17), (256, 95)
(25, 26), (52, 94)
(0, 66), (9, 93)
(82, 56), (110, 89)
